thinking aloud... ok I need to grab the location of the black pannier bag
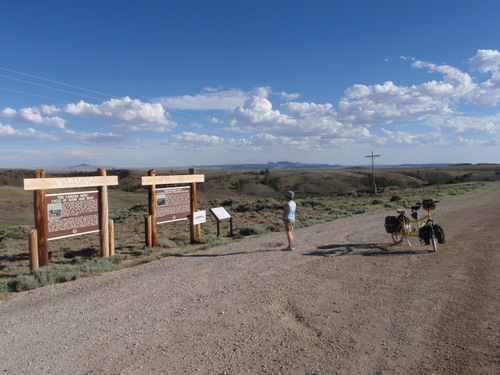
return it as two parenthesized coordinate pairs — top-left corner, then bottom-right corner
(419, 226), (430, 245)
(385, 216), (399, 233)
(433, 224), (446, 244)
(419, 225), (446, 245)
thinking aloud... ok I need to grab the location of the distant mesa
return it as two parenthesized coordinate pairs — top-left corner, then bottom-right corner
(35, 161), (497, 173)
(43, 164), (112, 172)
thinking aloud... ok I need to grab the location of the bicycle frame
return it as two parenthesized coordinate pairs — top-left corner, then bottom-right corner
(391, 200), (438, 251)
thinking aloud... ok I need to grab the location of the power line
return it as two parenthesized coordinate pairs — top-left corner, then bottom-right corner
(0, 66), (118, 99)
(0, 66), (225, 127)
(0, 86), (69, 103)
(0, 74), (110, 102)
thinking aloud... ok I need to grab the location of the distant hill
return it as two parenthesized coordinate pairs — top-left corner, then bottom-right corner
(191, 161), (490, 170)
(43, 163), (114, 172)
(192, 161), (344, 170)
(17, 161), (499, 173)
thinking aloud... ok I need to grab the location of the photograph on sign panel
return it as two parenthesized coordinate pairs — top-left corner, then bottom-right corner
(48, 203), (63, 219)
(156, 194), (166, 206)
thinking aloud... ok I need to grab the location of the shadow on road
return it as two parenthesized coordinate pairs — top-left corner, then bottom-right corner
(173, 248), (280, 258)
(305, 243), (432, 256)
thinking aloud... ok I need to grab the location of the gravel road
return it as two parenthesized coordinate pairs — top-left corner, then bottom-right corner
(1, 183), (498, 375)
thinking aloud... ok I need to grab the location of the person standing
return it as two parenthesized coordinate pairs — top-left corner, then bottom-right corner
(283, 190), (297, 250)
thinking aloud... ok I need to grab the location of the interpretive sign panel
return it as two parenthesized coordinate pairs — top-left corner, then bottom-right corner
(46, 191), (99, 240)
(209, 207), (233, 237)
(210, 206), (231, 220)
(156, 186), (191, 224)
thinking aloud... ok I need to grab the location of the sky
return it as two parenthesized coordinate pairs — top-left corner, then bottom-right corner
(1, 0), (500, 169)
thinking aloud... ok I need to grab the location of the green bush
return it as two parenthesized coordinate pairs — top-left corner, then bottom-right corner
(390, 194), (403, 202)
(239, 224), (266, 236)
(158, 238), (177, 248)
(1, 259), (118, 293)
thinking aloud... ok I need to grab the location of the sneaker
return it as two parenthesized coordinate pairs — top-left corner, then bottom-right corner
(291, 246), (295, 250)
(284, 246), (292, 251)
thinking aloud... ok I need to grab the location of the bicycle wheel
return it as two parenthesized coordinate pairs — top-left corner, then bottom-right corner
(392, 226), (405, 244)
(430, 227), (437, 252)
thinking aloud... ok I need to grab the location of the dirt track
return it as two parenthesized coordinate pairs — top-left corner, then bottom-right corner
(1, 183), (498, 374)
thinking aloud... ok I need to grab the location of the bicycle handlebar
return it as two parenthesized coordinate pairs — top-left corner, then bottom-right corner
(403, 200), (440, 210)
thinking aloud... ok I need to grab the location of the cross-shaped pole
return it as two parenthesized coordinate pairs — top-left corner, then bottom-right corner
(365, 151), (380, 195)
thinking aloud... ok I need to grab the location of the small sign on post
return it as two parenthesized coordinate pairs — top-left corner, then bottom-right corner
(209, 207), (233, 238)
(193, 210), (206, 225)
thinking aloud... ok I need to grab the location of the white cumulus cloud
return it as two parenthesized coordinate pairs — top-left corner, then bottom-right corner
(1, 107), (67, 129)
(468, 49), (500, 73)
(0, 122), (58, 140)
(229, 95), (296, 132)
(64, 97), (176, 132)
(154, 88), (248, 110)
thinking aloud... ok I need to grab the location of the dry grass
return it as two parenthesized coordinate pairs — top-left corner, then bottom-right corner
(0, 165), (498, 293)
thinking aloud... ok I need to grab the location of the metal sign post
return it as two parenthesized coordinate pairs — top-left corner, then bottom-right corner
(209, 207), (233, 238)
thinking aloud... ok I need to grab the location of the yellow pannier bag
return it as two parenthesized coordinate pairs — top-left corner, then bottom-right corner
(422, 199), (436, 211)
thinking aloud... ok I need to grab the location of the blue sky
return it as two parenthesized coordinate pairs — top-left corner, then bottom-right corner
(1, 0), (499, 168)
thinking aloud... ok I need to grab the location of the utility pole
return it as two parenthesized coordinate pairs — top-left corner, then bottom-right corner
(365, 151), (380, 195)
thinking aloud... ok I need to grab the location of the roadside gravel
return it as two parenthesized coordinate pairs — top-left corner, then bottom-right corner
(1, 183), (498, 374)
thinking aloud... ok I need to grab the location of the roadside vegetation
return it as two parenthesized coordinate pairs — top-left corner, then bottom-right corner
(0, 164), (497, 296)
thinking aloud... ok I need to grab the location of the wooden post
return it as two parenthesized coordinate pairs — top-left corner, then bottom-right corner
(34, 169), (49, 267)
(365, 151), (380, 195)
(109, 219), (115, 256)
(147, 169), (158, 247)
(98, 169), (110, 258)
(29, 229), (39, 271)
(145, 215), (152, 247)
(189, 168), (201, 242)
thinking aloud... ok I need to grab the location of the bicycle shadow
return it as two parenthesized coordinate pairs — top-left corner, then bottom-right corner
(305, 243), (432, 257)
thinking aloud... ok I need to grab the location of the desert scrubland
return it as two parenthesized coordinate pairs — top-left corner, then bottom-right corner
(0, 165), (499, 374)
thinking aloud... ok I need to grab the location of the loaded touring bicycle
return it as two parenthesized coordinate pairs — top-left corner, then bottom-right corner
(385, 199), (445, 252)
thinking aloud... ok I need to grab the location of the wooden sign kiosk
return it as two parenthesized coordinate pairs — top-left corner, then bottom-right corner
(24, 169), (118, 270)
(142, 169), (204, 246)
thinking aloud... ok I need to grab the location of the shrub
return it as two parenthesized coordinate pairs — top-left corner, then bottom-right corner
(158, 238), (177, 248)
(390, 194), (403, 202)
(8, 275), (40, 292)
(239, 224), (266, 236)
(2, 259), (118, 293)
(110, 254), (129, 264)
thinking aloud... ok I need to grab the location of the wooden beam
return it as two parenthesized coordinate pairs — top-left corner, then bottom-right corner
(29, 229), (39, 271)
(147, 169), (158, 247)
(98, 169), (110, 258)
(33, 169), (49, 267)
(24, 175), (118, 190)
(141, 174), (205, 186)
(189, 168), (201, 242)
(108, 219), (115, 256)
(145, 215), (152, 247)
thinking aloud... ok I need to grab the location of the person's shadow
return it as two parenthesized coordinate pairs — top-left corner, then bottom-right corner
(304, 243), (431, 256)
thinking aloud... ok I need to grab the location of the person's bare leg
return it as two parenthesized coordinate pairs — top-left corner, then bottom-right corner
(287, 231), (294, 248)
